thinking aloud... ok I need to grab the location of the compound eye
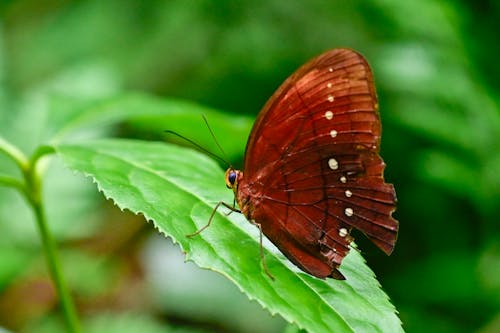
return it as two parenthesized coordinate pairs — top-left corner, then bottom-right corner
(227, 171), (237, 187)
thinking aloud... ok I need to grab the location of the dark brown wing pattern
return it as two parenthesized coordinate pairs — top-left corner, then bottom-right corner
(235, 48), (398, 279)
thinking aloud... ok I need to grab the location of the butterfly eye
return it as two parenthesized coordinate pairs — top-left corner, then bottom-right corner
(225, 169), (238, 189)
(228, 171), (237, 186)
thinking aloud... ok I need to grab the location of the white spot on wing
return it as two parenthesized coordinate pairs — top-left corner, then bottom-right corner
(345, 208), (353, 217)
(327, 82), (332, 88)
(324, 111), (333, 120)
(322, 248), (340, 261)
(327, 95), (334, 102)
(345, 190), (352, 197)
(329, 67), (333, 72)
(328, 158), (338, 170)
(340, 176), (347, 183)
(339, 228), (348, 237)
(330, 129), (337, 138)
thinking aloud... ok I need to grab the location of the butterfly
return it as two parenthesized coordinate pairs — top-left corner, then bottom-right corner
(204, 48), (398, 280)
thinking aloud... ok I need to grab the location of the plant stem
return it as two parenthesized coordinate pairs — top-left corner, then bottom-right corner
(0, 174), (26, 193)
(0, 135), (29, 170)
(31, 196), (81, 333)
(1, 139), (81, 331)
(25, 156), (81, 333)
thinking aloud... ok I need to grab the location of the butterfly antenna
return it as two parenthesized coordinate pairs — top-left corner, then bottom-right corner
(202, 114), (231, 166)
(164, 129), (229, 166)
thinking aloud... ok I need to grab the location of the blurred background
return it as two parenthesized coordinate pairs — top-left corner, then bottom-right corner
(0, 1), (499, 332)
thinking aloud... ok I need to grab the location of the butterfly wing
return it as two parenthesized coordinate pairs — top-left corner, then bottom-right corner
(237, 48), (398, 279)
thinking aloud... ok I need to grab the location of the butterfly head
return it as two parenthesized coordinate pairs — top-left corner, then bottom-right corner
(225, 168), (243, 191)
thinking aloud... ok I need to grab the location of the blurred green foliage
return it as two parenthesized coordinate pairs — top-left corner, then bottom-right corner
(0, 0), (499, 332)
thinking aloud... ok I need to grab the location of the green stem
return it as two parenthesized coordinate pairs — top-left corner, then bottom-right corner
(0, 135), (29, 170)
(1, 138), (81, 331)
(25, 152), (81, 333)
(0, 174), (26, 193)
(30, 194), (81, 333)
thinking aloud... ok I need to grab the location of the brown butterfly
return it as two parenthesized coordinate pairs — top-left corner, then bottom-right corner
(199, 48), (398, 280)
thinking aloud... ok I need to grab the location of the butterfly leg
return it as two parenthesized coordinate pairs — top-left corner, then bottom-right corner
(250, 220), (275, 281)
(186, 201), (240, 237)
(223, 197), (241, 217)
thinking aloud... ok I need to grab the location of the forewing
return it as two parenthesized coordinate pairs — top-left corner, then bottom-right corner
(242, 49), (398, 276)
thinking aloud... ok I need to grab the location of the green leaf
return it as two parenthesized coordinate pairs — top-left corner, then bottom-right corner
(49, 92), (252, 163)
(55, 139), (402, 333)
